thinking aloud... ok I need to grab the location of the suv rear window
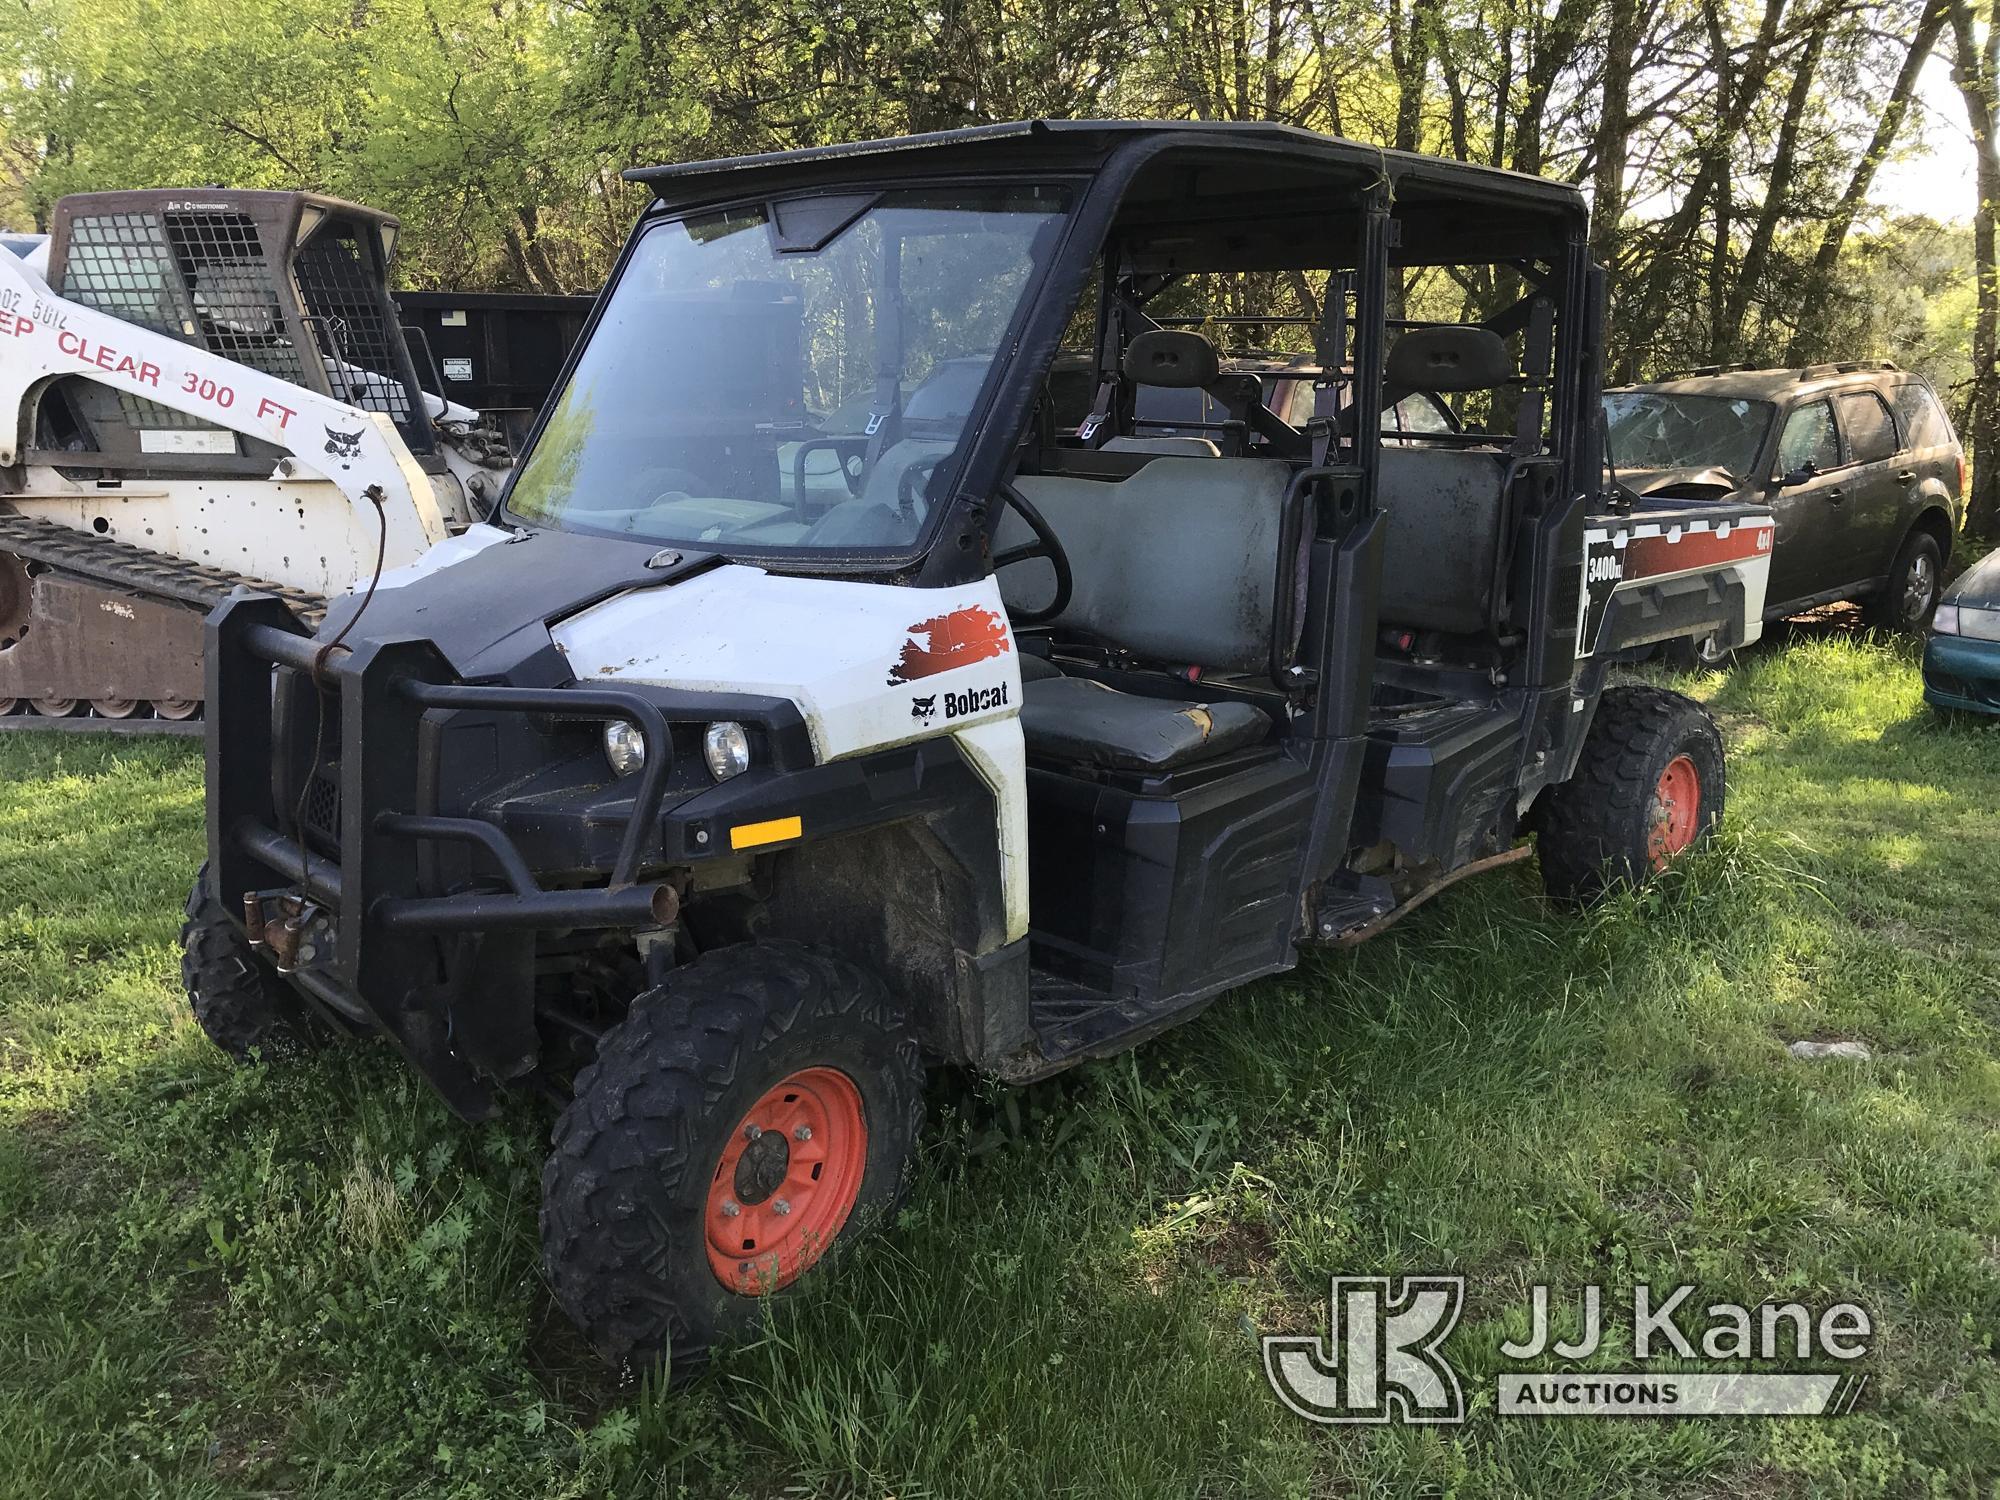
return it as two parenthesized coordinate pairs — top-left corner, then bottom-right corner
(1836, 391), (1897, 464)
(1892, 382), (1955, 450)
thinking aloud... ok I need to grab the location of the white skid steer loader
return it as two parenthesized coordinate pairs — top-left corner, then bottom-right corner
(0, 189), (518, 722)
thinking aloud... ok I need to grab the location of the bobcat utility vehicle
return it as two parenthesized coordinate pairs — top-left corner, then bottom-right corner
(189, 121), (1774, 1370)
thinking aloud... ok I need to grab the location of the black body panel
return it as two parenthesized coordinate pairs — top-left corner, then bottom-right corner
(1023, 747), (1314, 1014)
(390, 290), (594, 448)
(317, 526), (717, 681)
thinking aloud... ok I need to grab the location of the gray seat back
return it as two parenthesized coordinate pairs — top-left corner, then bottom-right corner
(1002, 457), (1291, 672)
(1101, 435), (1221, 458)
(1375, 445), (1507, 634)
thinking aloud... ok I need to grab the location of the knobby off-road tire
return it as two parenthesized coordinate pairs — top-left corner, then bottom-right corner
(1537, 685), (1725, 907)
(1867, 528), (1944, 632)
(540, 941), (926, 1372)
(179, 863), (332, 1061)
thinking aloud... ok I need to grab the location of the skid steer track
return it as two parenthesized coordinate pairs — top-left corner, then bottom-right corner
(0, 512), (327, 733)
(0, 514), (328, 622)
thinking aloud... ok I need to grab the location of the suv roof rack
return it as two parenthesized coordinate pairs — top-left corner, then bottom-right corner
(1798, 359), (1900, 380)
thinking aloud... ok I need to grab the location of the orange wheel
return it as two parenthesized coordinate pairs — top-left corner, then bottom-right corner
(1648, 754), (1701, 869)
(706, 1065), (868, 1294)
(541, 944), (924, 1370)
(1537, 686), (1724, 906)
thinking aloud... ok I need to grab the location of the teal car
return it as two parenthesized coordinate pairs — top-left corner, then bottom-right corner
(1925, 544), (2000, 716)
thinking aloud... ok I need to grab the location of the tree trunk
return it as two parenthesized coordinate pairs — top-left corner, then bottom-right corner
(1232, 0), (1252, 119)
(1387, 0), (1442, 319)
(1952, 0), (2000, 533)
(1708, 176), (1732, 363)
(1590, 0), (1639, 268)
(1508, 0), (1592, 178)
(1624, 0), (1789, 365)
(1391, 0), (1440, 153)
(1721, 20), (1827, 362)
(1263, 0), (1286, 118)
(1783, 0), (1950, 363)
(1299, 0), (1345, 133)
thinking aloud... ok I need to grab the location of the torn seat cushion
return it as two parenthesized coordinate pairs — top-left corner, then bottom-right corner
(1021, 675), (1271, 772)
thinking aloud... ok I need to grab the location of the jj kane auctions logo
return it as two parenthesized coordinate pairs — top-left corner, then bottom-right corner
(1264, 1279), (1872, 1423)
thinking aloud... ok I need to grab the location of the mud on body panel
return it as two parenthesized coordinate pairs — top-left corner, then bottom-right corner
(551, 570), (1030, 939)
(1576, 514), (1775, 659)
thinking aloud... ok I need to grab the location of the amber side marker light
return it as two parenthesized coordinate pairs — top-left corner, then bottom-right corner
(730, 815), (804, 851)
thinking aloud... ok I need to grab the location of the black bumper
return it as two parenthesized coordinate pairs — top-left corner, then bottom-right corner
(205, 592), (690, 1117)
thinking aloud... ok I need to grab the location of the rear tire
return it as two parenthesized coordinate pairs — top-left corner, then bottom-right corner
(1537, 685), (1725, 906)
(540, 941), (925, 1372)
(179, 863), (332, 1061)
(1868, 528), (1944, 632)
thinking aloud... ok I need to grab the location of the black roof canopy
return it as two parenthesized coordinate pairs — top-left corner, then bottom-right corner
(624, 120), (1588, 230)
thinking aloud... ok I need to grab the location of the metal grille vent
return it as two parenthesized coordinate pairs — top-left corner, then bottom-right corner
(161, 212), (305, 381)
(116, 391), (203, 430)
(302, 766), (341, 844)
(294, 227), (415, 423)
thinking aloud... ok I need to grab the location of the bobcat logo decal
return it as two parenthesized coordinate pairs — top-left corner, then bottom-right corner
(910, 695), (938, 724)
(886, 606), (1012, 685)
(323, 425), (365, 460)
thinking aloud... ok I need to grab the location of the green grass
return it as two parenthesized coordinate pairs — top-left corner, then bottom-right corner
(3, 631), (1999, 1497)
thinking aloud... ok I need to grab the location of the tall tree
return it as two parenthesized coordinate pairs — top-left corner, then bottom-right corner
(1951, 0), (2000, 532)
(1785, 0), (1951, 361)
(1590, 0), (1642, 267)
(1719, 15), (1831, 362)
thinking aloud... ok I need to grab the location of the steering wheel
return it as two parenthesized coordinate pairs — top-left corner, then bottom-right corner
(896, 455), (942, 525)
(791, 438), (866, 509)
(993, 481), (1073, 626)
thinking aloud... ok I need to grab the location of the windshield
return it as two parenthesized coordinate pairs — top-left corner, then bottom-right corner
(1602, 392), (1774, 479)
(505, 185), (1069, 554)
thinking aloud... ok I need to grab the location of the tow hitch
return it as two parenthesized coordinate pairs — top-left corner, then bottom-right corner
(241, 890), (327, 974)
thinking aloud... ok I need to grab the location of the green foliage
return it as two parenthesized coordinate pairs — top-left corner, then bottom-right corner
(2, 630), (1999, 1495)
(0, 0), (1974, 395)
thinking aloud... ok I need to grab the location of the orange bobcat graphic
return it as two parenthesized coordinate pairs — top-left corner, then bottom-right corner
(886, 605), (1012, 685)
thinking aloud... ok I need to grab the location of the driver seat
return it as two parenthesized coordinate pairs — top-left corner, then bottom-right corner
(1000, 454), (1292, 772)
(1018, 655), (1270, 771)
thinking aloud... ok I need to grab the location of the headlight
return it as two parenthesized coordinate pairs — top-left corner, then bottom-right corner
(703, 721), (751, 781)
(603, 719), (647, 777)
(1961, 605), (2000, 642)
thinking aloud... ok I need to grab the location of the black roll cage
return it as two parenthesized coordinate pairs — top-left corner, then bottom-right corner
(495, 122), (1593, 596)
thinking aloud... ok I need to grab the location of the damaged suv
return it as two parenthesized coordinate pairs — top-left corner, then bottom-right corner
(1604, 363), (1961, 663)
